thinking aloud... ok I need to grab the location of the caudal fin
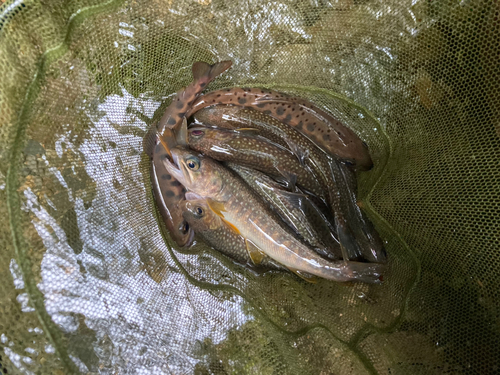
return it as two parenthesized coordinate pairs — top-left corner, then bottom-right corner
(192, 60), (232, 84)
(336, 161), (388, 263)
(342, 261), (385, 284)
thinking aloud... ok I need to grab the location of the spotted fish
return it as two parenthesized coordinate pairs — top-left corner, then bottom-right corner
(149, 129), (193, 247)
(226, 163), (342, 261)
(144, 60), (232, 157)
(181, 198), (285, 271)
(144, 60), (231, 246)
(163, 147), (384, 283)
(192, 106), (387, 263)
(186, 87), (373, 170)
(188, 126), (324, 198)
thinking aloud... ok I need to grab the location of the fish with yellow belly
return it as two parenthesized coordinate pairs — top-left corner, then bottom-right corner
(164, 147), (384, 283)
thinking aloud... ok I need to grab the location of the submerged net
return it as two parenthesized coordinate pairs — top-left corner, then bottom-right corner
(1, 0), (499, 373)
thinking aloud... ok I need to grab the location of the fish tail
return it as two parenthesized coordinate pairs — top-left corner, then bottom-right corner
(335, 213), (364, 261)
(192, 60), (232, 85)
(337, 161), (387, 263)
(340, 261), (385, 284)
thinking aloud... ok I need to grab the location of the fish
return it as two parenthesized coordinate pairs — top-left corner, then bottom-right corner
(143, 60), (232, 157)
(186, 87), (373, 170)
(226, 163), (343, 261)
(191, 107), (341, 204)
(191, 108), (288, 148)
(181, 198), (285, 271)
(144, 60), (231, 246)
(163, 147), (384, 283)
(336, 162), (387, 263)
(192, 106), (387, 264)
(187, 126), (324, 198)
(149, 129), (194, 247)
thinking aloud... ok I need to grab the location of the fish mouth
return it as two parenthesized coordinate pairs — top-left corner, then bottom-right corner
(182, 225), (195, 248)
(162, 151), (191, 187)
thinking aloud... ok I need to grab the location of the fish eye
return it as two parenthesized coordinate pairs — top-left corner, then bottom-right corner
(195, 206), (204, 215)
(191, 129), (204, 137)
(186, 157), (200, 170)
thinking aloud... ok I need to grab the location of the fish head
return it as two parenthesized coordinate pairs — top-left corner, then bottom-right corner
(163, 146), (225, 199)
(150, 139), (195, 248)
(188, 126), (236, 149)
(180, 199), (221, 232)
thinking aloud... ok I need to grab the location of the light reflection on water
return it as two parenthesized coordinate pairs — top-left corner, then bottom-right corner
(21, 87), (250, 372)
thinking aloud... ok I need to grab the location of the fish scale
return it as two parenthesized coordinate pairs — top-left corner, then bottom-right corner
(186, 87), (373, 170)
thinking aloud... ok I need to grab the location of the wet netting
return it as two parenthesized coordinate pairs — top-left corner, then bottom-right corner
(1, 0), (499, 374)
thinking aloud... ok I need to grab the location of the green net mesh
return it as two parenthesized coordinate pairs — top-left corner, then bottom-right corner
(1, 0), (499, 373)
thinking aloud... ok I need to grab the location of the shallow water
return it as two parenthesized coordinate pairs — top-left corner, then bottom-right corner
(18, 87), (254, 373)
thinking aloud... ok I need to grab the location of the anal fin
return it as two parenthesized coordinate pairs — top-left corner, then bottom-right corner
(245, 239), (266, 265)
(283, 137), (310, 166)
(287, 267), (318, 283)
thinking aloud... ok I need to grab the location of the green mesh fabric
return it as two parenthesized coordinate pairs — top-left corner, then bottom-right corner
(1, 0), (499, 374)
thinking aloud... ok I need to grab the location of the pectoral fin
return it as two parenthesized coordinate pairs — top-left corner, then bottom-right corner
(157, 135), (173, 159)
(283, 137), (310, 166)
(245, 239), (266, 265)
(274, 166), (297, 190)
(207, 198), (227, 217)
(222, 219), (241, 235)
(287, 268), (318, 283)
(206, 198), (240, 234)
